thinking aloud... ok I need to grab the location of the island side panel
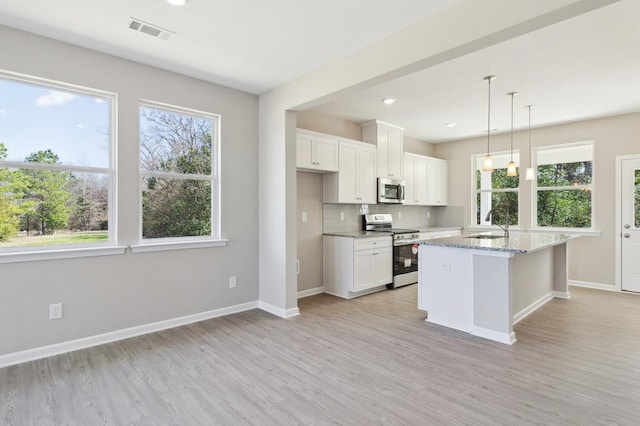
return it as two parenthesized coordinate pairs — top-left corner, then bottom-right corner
(552, 242), (570, 298)
(419, 245), (474, 332)
(471, 254), (516, 345)
(512, 247), (554, 323)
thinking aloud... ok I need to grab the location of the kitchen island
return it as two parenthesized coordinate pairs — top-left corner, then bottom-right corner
(418, 232), (579, 345)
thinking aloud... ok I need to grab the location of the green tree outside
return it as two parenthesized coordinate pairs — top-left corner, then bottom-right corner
(22, 149), (72, 235)
(140, 108), (213, 239)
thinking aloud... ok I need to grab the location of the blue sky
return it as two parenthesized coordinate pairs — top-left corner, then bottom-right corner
(0, 78), (111, 168)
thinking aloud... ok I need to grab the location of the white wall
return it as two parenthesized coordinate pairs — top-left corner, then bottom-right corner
(0, 25), (259, 356)
(434, 112), (640, 287)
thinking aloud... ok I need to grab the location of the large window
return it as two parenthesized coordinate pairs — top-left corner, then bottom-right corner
(139, 102), (219, 241)
(0, 73), (115, 250)
(534, 142), (593, 229)
(473, 152), (520, 227)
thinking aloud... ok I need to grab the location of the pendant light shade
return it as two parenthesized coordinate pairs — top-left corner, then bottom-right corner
(506, 91), (518, 177)
(482, 75), (495, 172)
(524, 105), (535, 181)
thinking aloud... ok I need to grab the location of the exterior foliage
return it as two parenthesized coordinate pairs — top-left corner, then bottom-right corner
(0, 143), (108, 243)
(537, 161), (592, 228)
(140, 108), (213, 239)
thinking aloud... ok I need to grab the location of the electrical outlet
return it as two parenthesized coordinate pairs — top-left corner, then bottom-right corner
(296, 259), (300, 274)
(229, 276), (237, 288)
(427, 211), (431, 219)
(49, 303), (63, 320)
(340, 212), (345, 221)
(301, 212), (307, 222)
(398, 211), (402, 220)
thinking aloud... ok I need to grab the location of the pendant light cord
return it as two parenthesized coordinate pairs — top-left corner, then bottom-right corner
(487, 78), (491, 155)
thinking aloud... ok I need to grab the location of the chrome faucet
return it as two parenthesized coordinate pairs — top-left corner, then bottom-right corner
(485, 204), (510, 238)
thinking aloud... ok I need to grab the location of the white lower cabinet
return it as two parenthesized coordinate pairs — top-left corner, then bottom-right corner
(323, 235), (392, 298)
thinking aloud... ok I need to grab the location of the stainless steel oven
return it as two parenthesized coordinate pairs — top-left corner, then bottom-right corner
(392, 235), (420, 288)
(363, 213), (419, 289)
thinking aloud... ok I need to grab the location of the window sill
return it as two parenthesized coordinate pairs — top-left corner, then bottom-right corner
(130, 239), (228, 253)
(0, 245), (127, 264)
(528, 228), (601, 236)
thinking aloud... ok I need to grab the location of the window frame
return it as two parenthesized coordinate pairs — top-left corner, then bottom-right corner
(471, 150), (521, 229)
(531, 141), (595, 232)
(135, 99), (222, 250)
(0, 70), (121, 262)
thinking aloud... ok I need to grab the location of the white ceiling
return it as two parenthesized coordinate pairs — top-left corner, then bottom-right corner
(0, 0), (637, 143)
(313, 0), (640, 142)
(0, 0), (460, 95)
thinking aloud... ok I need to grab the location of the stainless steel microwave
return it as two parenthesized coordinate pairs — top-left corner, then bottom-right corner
(378, 178), (405, 204)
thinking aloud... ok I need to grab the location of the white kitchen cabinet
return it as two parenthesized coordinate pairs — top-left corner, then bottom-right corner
(404, 153), (429, 205)
(323, 235), (392, 298)
(323, 139), (377, 204)
(427, 158), (448, 206)
(361, 120), (404, 179)
(404, 154), (448, 206)
(296, 129), (338, 172)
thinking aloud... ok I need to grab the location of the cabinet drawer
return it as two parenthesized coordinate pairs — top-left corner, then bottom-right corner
(354, 236), (391, 251)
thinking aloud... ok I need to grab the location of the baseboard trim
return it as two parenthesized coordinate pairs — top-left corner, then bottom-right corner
(297, 286), (324, 299)
(470, 326), (516, 345)
(513, 292), (555, 325)
(258, 301), (300, 318)
(0, 300), (259, 369)
(569, 280), (617, 292)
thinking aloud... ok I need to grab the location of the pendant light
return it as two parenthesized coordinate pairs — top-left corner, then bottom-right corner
(524, 105), (536, 181)
(482, 75), (495, 172)
(506, 91), (518, 177)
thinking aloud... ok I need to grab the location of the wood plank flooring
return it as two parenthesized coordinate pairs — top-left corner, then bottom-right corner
(1, 286), (640, 425)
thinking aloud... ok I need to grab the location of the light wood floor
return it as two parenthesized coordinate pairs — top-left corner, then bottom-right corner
(1, 286), (640, 425)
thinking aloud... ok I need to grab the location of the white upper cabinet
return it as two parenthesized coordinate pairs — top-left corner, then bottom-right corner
(296, 129), (338, 172)
(427, 157), (448, 206)
(404, 153), (428, 205)
(323, 139), (377, 204)
(404, 153), (448, 206)
(361, 120), (404, 179)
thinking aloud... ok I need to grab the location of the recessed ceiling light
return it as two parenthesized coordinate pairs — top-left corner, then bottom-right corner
(382, 98), (396, 105)
(445, 122), (456, 128)
(166, 0), (188, 6)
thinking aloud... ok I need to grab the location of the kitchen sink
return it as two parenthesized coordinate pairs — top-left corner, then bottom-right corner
(464, 234), (505, 240)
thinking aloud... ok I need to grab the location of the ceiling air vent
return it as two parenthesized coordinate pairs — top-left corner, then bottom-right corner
(128, 18), (176, 40)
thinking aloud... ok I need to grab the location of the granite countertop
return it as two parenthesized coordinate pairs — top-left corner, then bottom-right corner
(421, 231), (579, 253)
(417, 226), (463, 233)
(323, 231), (392, 239)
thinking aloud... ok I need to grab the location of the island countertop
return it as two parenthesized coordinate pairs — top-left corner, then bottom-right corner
(420, 231), (579, 254)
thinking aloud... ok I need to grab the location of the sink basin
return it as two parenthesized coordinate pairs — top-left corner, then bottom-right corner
(464, 234), (505, 240)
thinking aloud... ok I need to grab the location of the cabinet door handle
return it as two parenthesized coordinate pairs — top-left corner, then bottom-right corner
(624, 233), (631, 238)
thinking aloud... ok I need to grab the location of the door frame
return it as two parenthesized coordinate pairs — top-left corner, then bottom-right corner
(615, 154), (640, 292)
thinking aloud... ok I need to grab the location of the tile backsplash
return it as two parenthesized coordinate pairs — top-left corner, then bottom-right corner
(323, 203), (463, 233)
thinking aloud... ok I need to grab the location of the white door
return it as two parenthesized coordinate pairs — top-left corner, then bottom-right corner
(314, 135), (338, 172)
(621, 157), (640, 292)
(353, 250), (374, 292)
(358, 146), (377, 204)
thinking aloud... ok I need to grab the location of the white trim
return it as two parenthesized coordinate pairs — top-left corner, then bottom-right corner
(0, 300), (259, 369)
(130, 239), (228, 253)
(297, 286), (324, 299)
(0, 246), (126, 264)
(552, 290), (571, 299)
(470, 326), (516, 345)
(513, 292), (554, 325)
(258, 301), (300, 318)
(569, 279), (617, 292)
(528, 227), (600, 236)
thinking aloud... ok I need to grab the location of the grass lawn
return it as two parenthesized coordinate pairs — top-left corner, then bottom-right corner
(0, 231), (108, 248)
